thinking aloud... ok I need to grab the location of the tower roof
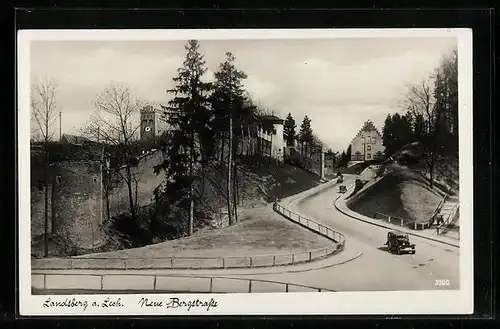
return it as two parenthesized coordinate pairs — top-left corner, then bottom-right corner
(140, 105), (156, 114)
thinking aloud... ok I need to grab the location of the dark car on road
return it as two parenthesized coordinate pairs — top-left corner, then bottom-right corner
(385, 231), (416, 255)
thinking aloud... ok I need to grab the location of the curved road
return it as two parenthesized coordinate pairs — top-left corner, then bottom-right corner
(229, 175), (460, 291)
(32, 176), (459, 293)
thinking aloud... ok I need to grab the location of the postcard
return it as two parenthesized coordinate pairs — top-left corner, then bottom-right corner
(18, 28), (473, 316)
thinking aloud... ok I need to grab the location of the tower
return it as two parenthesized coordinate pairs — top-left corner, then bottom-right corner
(140, 105), (156, 142)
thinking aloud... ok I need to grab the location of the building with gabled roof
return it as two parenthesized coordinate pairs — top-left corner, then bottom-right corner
(60, 133), (91, 146)
(349, 120), (385, 164)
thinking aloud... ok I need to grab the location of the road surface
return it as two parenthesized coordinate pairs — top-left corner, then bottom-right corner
(224, 175), (460, 291)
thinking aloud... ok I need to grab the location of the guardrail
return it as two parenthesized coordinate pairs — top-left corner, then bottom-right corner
(32, 183), (345, 271)
(428, 187), (452, 224)
(31, 273), (334, 293)
(32, 202), (342, 271)
(32, 242), (339, 270)
(437, 203), (460, 236)
(374, 212), (430, 230)
(273, 202), (345, 253)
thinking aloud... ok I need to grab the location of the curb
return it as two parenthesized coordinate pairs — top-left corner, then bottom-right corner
(185, 249), (364, 276)
(33, 250), (364, 277)
(334, 193), (460, 248)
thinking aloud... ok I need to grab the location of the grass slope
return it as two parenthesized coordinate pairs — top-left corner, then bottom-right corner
(349, 142), (458, 224)
(76, 206), (331, 260)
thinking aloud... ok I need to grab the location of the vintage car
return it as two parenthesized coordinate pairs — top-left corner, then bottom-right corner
(384, 231), (416, 254)
(338, 185), (347, 193)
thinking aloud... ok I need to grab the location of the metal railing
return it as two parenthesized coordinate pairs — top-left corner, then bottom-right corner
(33, 185), (346, 271)
(429, 187), (453, 224)
(32, 201), (344, 271)
(32, 243), (340, 270)
(273, 202), (346, 252)
(31, 273), (334, 293)
(437, 203), (460, 236)
(374, 212), (430, 231)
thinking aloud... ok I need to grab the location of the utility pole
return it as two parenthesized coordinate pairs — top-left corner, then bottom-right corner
(320, 147), (324, 180)
(59, 111), (62, 140)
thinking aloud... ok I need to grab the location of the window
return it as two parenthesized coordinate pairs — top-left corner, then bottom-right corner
(367, 153), (372, 159)
(371, 137), (376, 144)
(367, 145), (371, 151)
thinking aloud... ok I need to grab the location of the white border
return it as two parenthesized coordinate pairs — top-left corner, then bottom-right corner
(18, 28), (474, 316)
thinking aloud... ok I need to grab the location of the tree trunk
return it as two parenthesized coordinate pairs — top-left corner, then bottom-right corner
(125, 165), (136, 219)
(44, 150), (49, 257)
(227, 112), (234, 226)
(135, 178), (138, 208)
(234, 159), (240, 206)
(240, 124), (245, 156)
(220, 135), (225, 168)
(247, 126), (251, 157)
(51, 179), (56, 234)
(105, 188), (111, 221)
(201, 160), (206, 198)
(188, 134), (194, 236)
(44, 183), (49, 257)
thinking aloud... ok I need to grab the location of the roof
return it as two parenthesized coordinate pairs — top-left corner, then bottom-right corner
(257, 114), (284, 124)
(141, 105), (156, 113)
(349, 120), (383, 146)
(60, 133), (91, 145)
(389, 230), (407, 236)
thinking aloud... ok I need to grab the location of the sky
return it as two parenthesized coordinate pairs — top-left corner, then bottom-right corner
(29, 37), (457, 151)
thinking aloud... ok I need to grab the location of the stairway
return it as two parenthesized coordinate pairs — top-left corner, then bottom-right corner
(436, 195), (459, 239)
(440, 196), (459, 227)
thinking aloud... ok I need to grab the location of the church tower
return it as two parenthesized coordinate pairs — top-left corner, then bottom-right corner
(140, 105), (156, 142)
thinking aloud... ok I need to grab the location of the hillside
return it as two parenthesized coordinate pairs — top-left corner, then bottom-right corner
(348, 142), (459, 224)
(32, 154), (324, 257)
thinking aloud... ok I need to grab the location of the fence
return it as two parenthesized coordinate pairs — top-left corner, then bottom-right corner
(428, 189), (450, 224)
(374, 212), (431, 231)
(436, 203), (460, 237)
(33, 190), (346, 271)
(31, 273), (334, 293)
(273, 202), (346, 252)
(32, 243), (340, 270)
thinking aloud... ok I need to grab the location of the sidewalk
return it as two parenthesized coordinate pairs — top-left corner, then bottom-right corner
(32, 241), (363, 277)
(334, 184), (460, 248)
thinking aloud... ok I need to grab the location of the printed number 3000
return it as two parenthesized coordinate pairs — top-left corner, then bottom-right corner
(434, 279), (450, 286)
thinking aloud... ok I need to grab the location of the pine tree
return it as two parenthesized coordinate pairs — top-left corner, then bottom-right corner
(346, 144), (352, 164)
(211, 52), (248, 226)
(299, 115), (313, 158)
(283, 113), (297, 147)
(155, 40), (213, 236)
(382, 114), (393, 157)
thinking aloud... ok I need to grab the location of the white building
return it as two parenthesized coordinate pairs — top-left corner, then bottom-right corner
(256, 114), (285, 163)
(349, 120), (385, 165)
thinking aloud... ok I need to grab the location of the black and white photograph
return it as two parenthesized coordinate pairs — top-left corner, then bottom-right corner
(18, 29), (473, 315)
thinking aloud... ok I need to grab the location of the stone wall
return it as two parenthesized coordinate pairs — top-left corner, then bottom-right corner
(31, 159), (103, 249)
(30, 145), (164, 250)
(107, 151), (163, 219)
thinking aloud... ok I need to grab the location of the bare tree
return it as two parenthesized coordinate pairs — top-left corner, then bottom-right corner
(31, 77), (58, 142)
(83, 83), (143, 220)
(31, 77), (59, 257)
(403, 77), (439, 187)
